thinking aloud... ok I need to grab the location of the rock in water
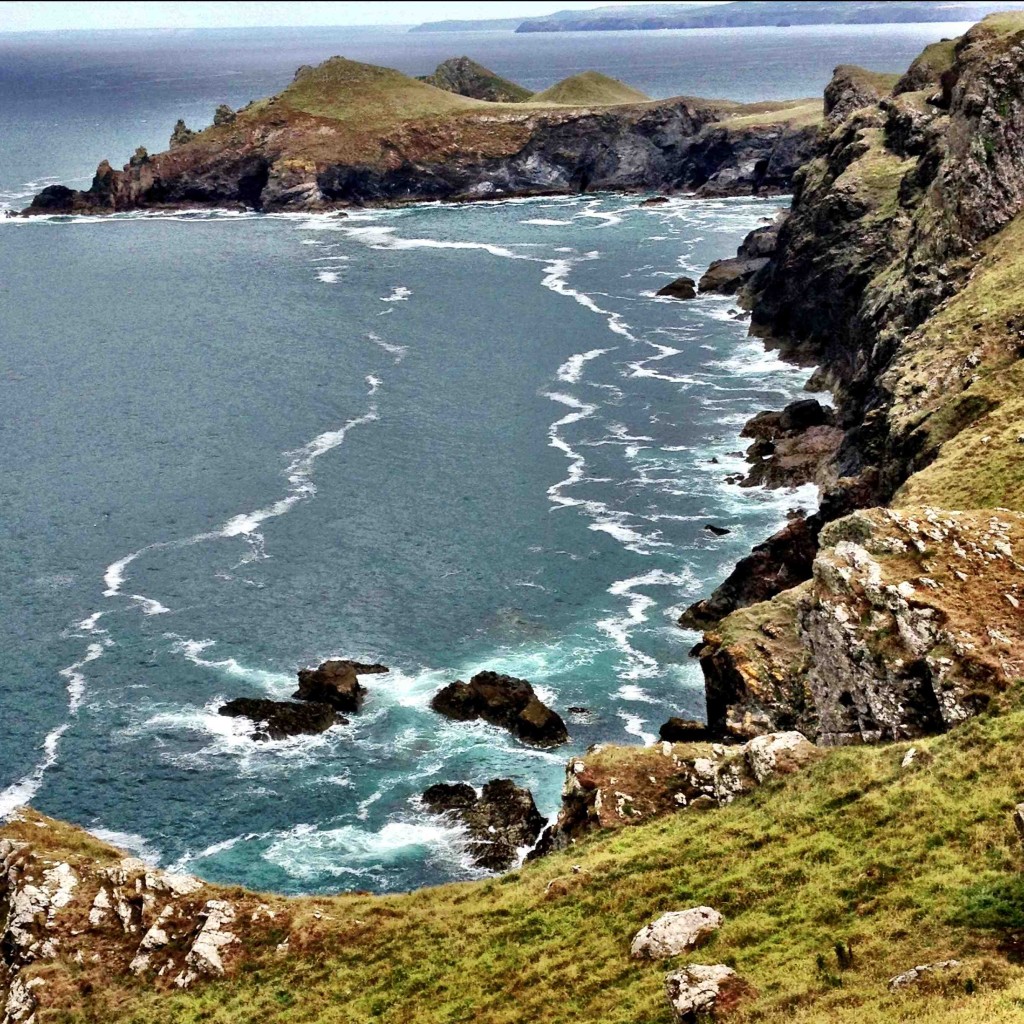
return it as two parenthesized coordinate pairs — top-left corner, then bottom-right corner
(698, 256), (769, 295)
(631, 907), (723, 959)
(293, 659), (389, 712)
(218, 698), (343, 741)
(704, 524), (731, 537)
(430, 670), (568, 746)
(656, 276), (697, 300)
(641, 195), (670, 206)
(664, 964), (739, 1022)
(422, 779), (546, 871)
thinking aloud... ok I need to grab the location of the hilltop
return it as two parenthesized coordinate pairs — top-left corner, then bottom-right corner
(532, 71), (650, 105)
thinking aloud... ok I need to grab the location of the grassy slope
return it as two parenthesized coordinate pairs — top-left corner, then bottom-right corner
(530, 71), (651, 105)
(15, 692), (1024, 1023)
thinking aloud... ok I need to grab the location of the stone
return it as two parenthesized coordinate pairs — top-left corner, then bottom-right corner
(431, 671), (568, 747)
(293, 659), (388, 712)
(888, 960), (961, 991)
(630, 907), (723, 959)
(218, 697), (344, 741)
(698, 256), (768, 295)
(213, 104), (236, 126)
(658, 718), (712, 743)
(704, 524), (731, 537)
(664, 964), (737, 1022)
(175, 900), (237, 987)
(641, 195), (670, 206)
(169, 119), (195, 149)
(1013, 802), (1024, 843)
(744, 731), (818, 783)
(656, 276), (697, 300)
(422, 779), (546, 871)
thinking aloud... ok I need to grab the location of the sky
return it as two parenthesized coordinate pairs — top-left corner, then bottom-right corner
(0, 0), (727, 33)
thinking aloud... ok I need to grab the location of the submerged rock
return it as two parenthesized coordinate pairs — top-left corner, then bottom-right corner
(431, 671), (568, 746)
(293, 659), (389, 712)
(218, 697), (344, 741)
(656, 276), (697, 300)
(422, 779), (546, 871)
(631, 907), (723, 959)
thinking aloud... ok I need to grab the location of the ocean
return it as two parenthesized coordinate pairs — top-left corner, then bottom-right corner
(0, 20), (968, 893)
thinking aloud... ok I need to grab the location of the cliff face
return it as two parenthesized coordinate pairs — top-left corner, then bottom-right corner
(21, 56), (819, 215)
(688, 14), (1024, 745)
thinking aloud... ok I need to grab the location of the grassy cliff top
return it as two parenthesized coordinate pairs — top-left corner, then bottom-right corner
(532, 71), (652, 105)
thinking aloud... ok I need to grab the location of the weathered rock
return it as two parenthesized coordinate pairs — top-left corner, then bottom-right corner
(888, 960), (962, 991)
(745, 731), (818, 783)
(294, 659), (388, 712)
(431, 671), (568, 746)
(631, 907), (722, 959)
(658, 717), (712, 742)
(698, 256), (769, 295)
(170, 119), (196, 148)
(418, 57), (532, 103)
(218, 697), (344, 741)
(656, 276), (697, 300)
(174, 900), (237, 988)
(641, 195), (670, 206)
(1014, 802), (1024, 844)
(664, 964), (738, 1022)
(824, 65), (896, 126)
(422, 779), (546, 870)
(212, 104), (236, 126)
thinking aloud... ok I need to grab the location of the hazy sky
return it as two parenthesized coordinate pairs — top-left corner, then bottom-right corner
(0, 0), (727, 33)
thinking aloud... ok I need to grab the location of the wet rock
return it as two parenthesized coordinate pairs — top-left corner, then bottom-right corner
(888, 960), (962, 991)
(658, 717), (712, 742)
(641, 195), (670, 206)
(218, 698), (344, 741)
(656, 276), (697, 300)
(664, 964), (739, 1022)
(698, 256), (769, 296)
(422, 779), (546, 871)
(704, 524), (731, 537)
(431, 671), (568, 746)
(294, 659), (388, 712)
(631, 907), (722, 959)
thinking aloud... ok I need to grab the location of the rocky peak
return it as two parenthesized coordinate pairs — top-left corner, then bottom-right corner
(419, 56), (533, 103)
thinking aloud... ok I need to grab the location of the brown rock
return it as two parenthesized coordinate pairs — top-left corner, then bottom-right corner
(293, 659), (388, 712)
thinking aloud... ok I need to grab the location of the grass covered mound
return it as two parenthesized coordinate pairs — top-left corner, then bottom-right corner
(7, 689), (1024, 1022)
(533, 71), (651, 106)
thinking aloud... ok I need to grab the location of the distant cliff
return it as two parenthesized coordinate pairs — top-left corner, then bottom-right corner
(22, 57), (820, 216)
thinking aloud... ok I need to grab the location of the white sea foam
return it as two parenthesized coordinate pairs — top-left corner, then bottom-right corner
(618, 710), (657, 746)
(380, 285), (412, 302)
(58, 641), (107, 713)
(366, 331), (408, 361)
(89, 828), (162, 864)
(316, 270), (340, 283)
(366, 374), (382, 395)
(131, 594), (170, 615)
(556, 347), (613, 384)
(0, 725), (67, 819)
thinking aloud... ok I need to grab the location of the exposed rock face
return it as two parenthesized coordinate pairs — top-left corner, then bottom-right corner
(698, 255), (769, 296)
(419, 57), (532, 103)
(664, 964), (740, 1022)
(431, 671), (568, 746)
(293, 659), (388, 712)
(656, 276), (697, 299)
(630, 907), (722, 959)
(888, 960), (962, 991)
(739, 398), (843, 489)
(532, 731), (819, 853)
(218, 697), (344, 740)
(212, 104), (236, 126)
(169, 119), (196, 149)
(824, 65), (898, 126)
(702, 507), (1024, 744)
(421, 779), (546, 870)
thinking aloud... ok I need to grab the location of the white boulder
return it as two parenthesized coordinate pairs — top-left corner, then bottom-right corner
(664, 964), (736, 1021)
(631, 907), (722, 959)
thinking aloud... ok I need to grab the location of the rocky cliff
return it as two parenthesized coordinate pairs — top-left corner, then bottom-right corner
(22, 56), (819, 216)
(685, 13), (1024, 745)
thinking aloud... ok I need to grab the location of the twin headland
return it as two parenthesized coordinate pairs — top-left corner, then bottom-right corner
(8, 14), (1024, 1023)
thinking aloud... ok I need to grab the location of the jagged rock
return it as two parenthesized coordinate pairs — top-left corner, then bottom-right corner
(698, 256), (768, 295)
(174, 900), (237, 988)
(888, 960), (962, 991)
(422, 779), (546, 870)
(704, 525), (731, 537)
(431, 671), (568, 747)
(218, 697), (344, 740)
(169, 119), (195, 148)
(419, 57), (532, 103)
(2, 974), (43, 1024)
(665, 964), (738, 1021)
(293, 659), (388, 712)
(631, 907), (723, 959)
(658, 718), (712, 742)
(656, 276), (697, 300)
(824, 65), (896, 126)
(213, 104), (236, 126)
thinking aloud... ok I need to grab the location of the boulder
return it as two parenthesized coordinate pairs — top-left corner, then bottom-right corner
(422, 779), (546, 871)
(213, 104), (236, 126)
(431, 671), (568, 746)
(169, 119), (196, 149)
(658, 717), (713, 743)
(641, 195), (670, 206)
(888, 960), (961, 991)
(293, 659), (388, 712)
(745, 731), (818, 783)
(704, 524), (731, 537)
(218, 698), (344, 741)
(698, 256), (768, 295)
(630, 907), (723, 960)
(656, 276), (697, 300)
(664, 964), (739, 1022)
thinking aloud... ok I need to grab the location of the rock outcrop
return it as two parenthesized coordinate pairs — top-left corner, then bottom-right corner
(421, 779), (546, 870)
(532, 731), (819, 854)
(664, 964), (742, 1022)
(656, 276), (697, 300)
(739, 398), (843, 489)
(293, 659), (388, 712)
(431, 671), (568, 746)
(631, 907), (722, 959)
(418, 57), (532, 103)
(217, 697), (344, 740)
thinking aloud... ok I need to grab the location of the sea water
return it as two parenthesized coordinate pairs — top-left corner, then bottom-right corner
(0, 22), (966, 893)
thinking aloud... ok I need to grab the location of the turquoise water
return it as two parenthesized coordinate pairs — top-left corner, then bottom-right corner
(1, 196), (814, 891)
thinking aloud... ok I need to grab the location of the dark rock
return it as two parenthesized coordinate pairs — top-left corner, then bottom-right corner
(419, 56), (532, 103)
(824, 65), (895, 126)
(567, 706), (589, 714)
(170, 119), (196, 149)
(422, 778), (546, 871)
(704, 524), (731, 536)
(698, 256), (769, 295)
(431, 671), (568, 746)
(293, 659), (389, 712)
(641, 195), (670, 206)
(656, 276), (697, 300)
(213, 104), (236, 126)
(659, 717), (713, 742)
(218, 697), (344, 741)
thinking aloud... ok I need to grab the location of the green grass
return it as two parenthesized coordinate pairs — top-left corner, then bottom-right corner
(14, 689), (1024, 1024)
(532, 71), (650, 106)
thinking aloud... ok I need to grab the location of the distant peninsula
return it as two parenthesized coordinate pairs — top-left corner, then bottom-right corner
(411, 0), (1024, 34)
